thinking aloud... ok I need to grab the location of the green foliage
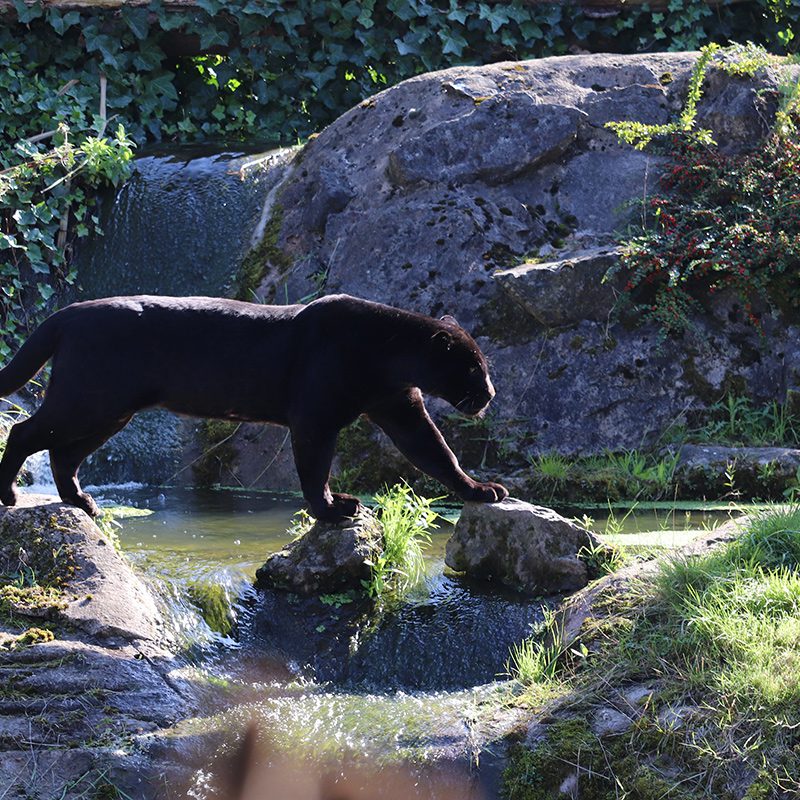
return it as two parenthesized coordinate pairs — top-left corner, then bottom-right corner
(363, 482), (439, 600)
(533, 449), (681, 503)
(532, 453), (571, 483)
(287, 508), (315, 539)
(678, 394), (800, 447)
(506, 606), (566, 688)
(606, 43), (721, 150)
(607, 43), (800, 337)
(610, 128), (800, 336)
(0, 123), (135, 358)
(578, 539), (627, 577)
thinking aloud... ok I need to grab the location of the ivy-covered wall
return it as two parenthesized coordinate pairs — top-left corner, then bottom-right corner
(1, 0), (797, 151)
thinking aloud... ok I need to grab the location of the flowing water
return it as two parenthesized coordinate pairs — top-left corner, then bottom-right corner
(65, 485), (738, 798)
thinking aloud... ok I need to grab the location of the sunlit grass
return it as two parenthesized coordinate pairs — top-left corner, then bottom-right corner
(363, 483), (439, 600)
(506, 505), (800, 795)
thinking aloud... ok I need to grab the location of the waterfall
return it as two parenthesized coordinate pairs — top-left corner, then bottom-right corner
(67, 144), (298, 487)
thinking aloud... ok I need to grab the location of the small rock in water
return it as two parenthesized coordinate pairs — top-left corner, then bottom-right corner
(255, 512), (383, 595)
(445, 497), (610, 595)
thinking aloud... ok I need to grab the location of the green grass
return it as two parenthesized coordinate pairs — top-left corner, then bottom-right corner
(531, 449), (681, 503)
(679, 394), (800, 448)
(505, 506), (800, 798)
(533, 453), (571, 482)
(363, 483), (439, 600)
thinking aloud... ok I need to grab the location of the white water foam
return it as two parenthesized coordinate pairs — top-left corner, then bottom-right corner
(21, 450), (56, 494)
(19, 450), (148, 497)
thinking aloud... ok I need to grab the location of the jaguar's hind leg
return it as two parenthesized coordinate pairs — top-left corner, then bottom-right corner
(50, 418), (131, 517)
(0, 413), (57, 507)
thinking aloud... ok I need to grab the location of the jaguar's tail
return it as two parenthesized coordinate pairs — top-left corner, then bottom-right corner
(0, 315), (59, 399)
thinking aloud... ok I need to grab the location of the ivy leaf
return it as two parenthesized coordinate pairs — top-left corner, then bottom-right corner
(37, 282), (54, 301)
(85, 32), (122, 68)
(309, 65), (337, 90)
(150, 72), (179, 101)
(47, 9), (80, 35)
(158, 12), (190, 32)
(133, 42), (165, 71)
(448, 8), (468, 25)
(440, 30), (467, 57)
(12, 0), (43, 24)
(0, 233), (24, 251)
(280, 8), (306, 34)
(479, 4), (509, 34)
(394, 36), (419, 57)
(197, 0), (224, 13)
(200, 28), (230, 50)
(519, 20), (544, 40)
(121, 7), (150, 40)
(12, 208), (36, 227)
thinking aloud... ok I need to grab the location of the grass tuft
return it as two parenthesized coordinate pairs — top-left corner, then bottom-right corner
(363, 482), (439, 600)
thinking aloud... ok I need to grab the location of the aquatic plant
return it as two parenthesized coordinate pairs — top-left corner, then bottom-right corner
(363, 483), (439, 600)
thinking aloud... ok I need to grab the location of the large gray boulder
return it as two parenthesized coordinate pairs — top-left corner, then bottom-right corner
(445, 498), (610, 595)
(255, 513), (383, 595)
(221, 50), (800, 493)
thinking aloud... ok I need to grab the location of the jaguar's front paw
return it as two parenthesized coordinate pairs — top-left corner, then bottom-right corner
(75, 492), (99, 518)
(312, 493), (362, 523)
(464, 481), (509, 504)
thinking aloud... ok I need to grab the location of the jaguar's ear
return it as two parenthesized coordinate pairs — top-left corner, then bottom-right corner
(431, 329), (454, 350)
(440, 314), (459, 328)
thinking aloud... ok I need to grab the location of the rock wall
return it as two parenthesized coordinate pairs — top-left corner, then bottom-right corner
(213, 51), (800, 493)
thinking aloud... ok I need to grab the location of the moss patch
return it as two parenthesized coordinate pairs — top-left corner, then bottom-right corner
(0, 511), (79, 591)
(235, 204), (292, 302)
(0, 625), (55, 651)
(186, 582), (234, 637)
(0, 585), (67, 619)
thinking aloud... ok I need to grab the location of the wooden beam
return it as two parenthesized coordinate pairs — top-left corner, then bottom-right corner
(0, 1), (198, 8)
(0, 0), (750, 9)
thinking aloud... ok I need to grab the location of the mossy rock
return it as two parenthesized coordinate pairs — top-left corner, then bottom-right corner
(192, 419), (241, 487)
(235, 204), (292, 302)
(186, 581), (235, 637)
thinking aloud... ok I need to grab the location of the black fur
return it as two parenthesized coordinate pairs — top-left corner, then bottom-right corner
(0, 294), (508, 521)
